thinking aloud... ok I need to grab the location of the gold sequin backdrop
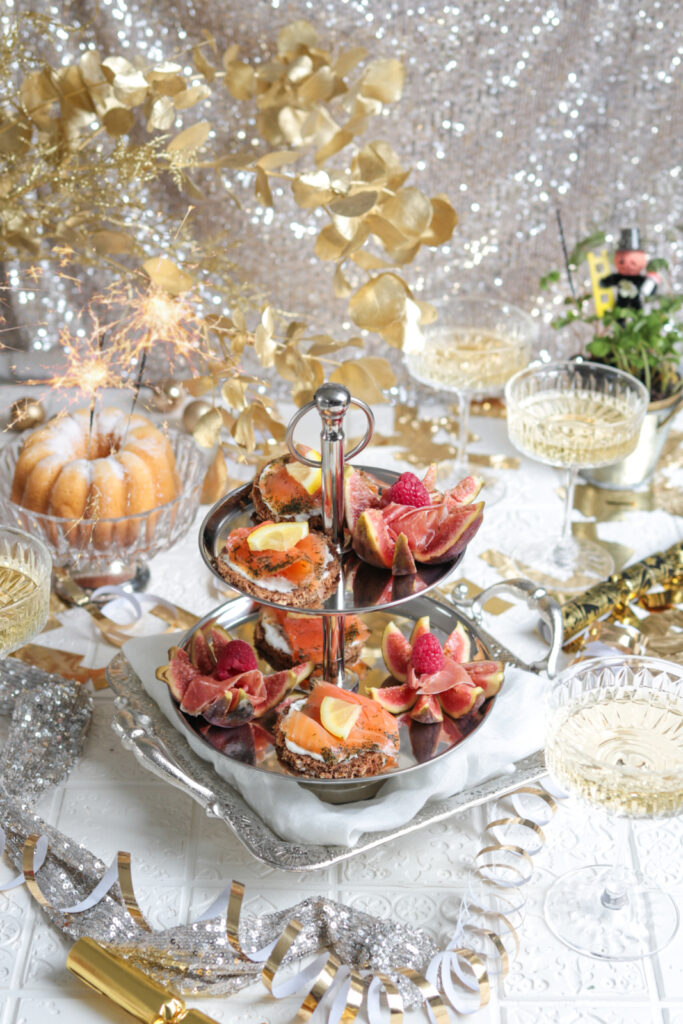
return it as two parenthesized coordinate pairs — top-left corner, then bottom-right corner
(4, 0), (682, 363)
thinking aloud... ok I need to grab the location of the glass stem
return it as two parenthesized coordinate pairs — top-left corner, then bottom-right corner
(600, 816), (631, 911)
(456, 390), (470, 469)
(553, 465), (578, 566)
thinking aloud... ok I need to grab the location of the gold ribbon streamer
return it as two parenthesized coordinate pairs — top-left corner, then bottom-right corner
(399, 968), (451, 1022)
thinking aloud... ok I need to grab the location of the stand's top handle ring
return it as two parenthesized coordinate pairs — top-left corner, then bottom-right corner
(285, 387), (375, 466)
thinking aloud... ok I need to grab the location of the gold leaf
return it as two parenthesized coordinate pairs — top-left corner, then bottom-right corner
(314, 223), (348, 261)
(233, 407), (255, 451)
(149, 74), (186, 99)
(225, 61), (256, 100)
(278, 106), (308, 146)
(252, 401), (287, 442)
(334, 46), (368, 77)
(222, 378), (248, 410)
(257, 150), (302, 170)
(193, 407), (223, 448)
(416, 300), (438, 325)
(360, 59), (405, 103)
(348, 273), (410, 329)
(58, 65), (96, 114)
(142, 257), (194, 295)
(364, 213), (409, 250)
(328, 190), (377, 217)
(167, 120), (211, 154)
(278, 20), (318, 56)
(102, 105), (135, 136)
(292, 170), (334, 208)
(193, 45), (217, 83)
(102, 57), (148, 105)
(222, 43), (240, 67)
(147, 95), (175, 131)
(184, 375), (215, 397)
(174, 84), (212, 110)
(0, 117), (31, 155)
(422, 196), (458, 246)
(350, 250), (391, 271)
(20, 69), (58, 129)
(297, 65), (335, 102)
(90, 230), (134, 255)
(307, 335), (353, 355)
(329, 361), (386, 404)
(254, 166), (273, 207)
(315, 128), (354, 165)
(356, 356), (397, 390)
(333, 262), (352, 298)
(380, 187), (432, 238)
(287, 55), (314, 84)
(214, 151), (255, 170)
(200, 447), (229, 503)
(354, 140), (404, 184)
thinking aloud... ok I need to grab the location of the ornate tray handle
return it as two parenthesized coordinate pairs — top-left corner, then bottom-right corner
(452, 578), (564, 677)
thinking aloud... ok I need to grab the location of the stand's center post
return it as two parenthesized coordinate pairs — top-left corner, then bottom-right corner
(314, 383), (351, 549)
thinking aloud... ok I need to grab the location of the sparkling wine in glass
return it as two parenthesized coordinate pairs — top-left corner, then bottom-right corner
(504, 360), (648, 592)
(0, 526), (52, 657)
(544, 655), (683, 959)
(405, 297), (538, 504)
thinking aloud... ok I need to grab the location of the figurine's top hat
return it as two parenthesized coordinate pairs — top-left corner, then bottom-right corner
(616, 227), (642, 251)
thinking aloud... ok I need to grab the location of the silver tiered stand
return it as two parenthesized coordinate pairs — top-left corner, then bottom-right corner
(107, 382), (565, 860)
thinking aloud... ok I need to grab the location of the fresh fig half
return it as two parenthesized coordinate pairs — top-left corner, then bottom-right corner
(344, 466), (384, 531)
(409, 615), (430, 645)
(461, 661), (504, 698)
(202, 687), (255, 727)
(352, 508), (396, 569)
(392, 532), (417, 575)
(443, 622), (472, 663)
(209, 624), (233, 661)
(189, 629), (216, 674)
(410, 692), (443, 724)
(160, 646), (198, 702)
(438, 683), (484, 719)
(369, 682), (418, 714)
(408, 720), (441, 762)
(381, 621), (412, 682)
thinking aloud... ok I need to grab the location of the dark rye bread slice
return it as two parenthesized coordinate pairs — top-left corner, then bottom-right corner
(216, 533), (340, 609)
(253, 610), (366, 671)
(272, 711), (395, 779)
(252, 455), (323, 527)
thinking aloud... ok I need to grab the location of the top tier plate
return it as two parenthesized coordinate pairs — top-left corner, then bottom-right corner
(199, 466), (465, 616)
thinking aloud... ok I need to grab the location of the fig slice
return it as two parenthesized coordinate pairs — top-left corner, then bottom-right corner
(160, 646), (198, 702)
(381, 621), (412, 682)
(352, 508), (396, 569)
(202, 687), (255, 727)
(460, 660), (505, 697)
(445, 475), (484, 505)
(189, 629), (216, 675)
(410, 692), (443, 724)
(438, 683), (484, 719)
(443, 622), (472, 663)
(408, 720), (441, 762)
(409, 615), (430, 645)
(392, 532), (417, 575)
(370, 682), (418, 714)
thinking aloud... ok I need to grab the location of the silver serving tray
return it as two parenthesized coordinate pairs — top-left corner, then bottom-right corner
(107, 652), (545, 871)
(166, 594), (502, 803)
(198, 466), (470, 615)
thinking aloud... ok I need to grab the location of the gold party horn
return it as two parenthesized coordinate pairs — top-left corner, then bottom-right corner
(67, 937), (219, 1024)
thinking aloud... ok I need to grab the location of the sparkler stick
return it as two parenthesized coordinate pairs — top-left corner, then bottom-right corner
(87, 329), (106, 459)
(555, 207), (576, 300)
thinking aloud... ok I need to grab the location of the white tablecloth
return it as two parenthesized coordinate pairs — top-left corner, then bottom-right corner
(1, 388), (682, 1024)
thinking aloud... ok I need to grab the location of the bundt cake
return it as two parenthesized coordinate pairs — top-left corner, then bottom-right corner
(11, 408), (180, 548)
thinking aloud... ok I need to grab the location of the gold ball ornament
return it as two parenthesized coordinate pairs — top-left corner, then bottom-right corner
(9, 397), (45, 432)
(148, 379), (184, 413)
(182, 399), (212, 434)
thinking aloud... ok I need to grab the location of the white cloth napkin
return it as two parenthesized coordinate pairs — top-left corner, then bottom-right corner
(123, 633), (545, 848)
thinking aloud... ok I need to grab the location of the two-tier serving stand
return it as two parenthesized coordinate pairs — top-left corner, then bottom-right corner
(200, 383), (474, 690)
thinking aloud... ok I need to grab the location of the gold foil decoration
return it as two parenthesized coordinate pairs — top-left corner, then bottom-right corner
(11, 644), (108, 689)
(67, 938), (219, 1024)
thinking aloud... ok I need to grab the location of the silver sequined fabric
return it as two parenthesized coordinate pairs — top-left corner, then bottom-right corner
(4, 0), (682, 360)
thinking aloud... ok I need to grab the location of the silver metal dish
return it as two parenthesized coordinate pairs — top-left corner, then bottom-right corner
(198, 466), (468, 616)
(107, 649), (546, 870)
(161, 594), (503, 803)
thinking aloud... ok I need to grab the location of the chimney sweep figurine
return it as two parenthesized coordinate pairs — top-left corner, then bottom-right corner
(599, 228), (661, 311)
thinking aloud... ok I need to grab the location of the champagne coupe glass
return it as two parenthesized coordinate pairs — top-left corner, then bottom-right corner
(0, 526), (52, 658)
(505, 360), (648, 592)
(404, 297), (538, 505)
(544, 655), (683, 959)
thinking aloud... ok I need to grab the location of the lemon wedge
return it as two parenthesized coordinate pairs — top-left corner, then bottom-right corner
(320, 695), (361, 740)
(246, 521), (309, 552)
(286, 450), (322, 495)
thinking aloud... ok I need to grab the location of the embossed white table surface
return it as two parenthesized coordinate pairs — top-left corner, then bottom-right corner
(1, 391), (682, 1024)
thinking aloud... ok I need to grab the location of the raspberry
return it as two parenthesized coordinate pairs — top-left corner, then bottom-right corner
(410, 633), (445, 675)
(215, 639), (258, 680)
(381, 472), (431, 508)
